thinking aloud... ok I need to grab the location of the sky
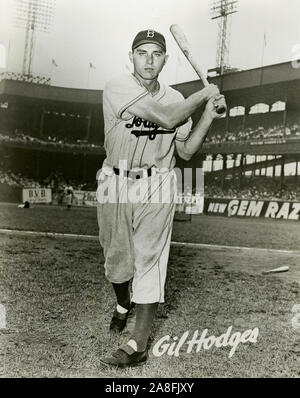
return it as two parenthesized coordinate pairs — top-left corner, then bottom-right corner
(0, 0), (300, 89)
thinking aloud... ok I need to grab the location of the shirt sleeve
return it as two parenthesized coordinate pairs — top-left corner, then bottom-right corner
(167, 87), (193, 142)
(175, 117), (193, 142)
(103, 74), (149, 121)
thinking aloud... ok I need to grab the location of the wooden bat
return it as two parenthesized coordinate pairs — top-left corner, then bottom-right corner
(262, 266), (289, 274)
(170, 24), (226, 115)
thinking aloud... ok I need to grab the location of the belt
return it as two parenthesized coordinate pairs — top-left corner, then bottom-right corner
(113, 167), (152, 179)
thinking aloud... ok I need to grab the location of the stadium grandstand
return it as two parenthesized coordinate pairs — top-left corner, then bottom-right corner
(0, 60), (300, 204)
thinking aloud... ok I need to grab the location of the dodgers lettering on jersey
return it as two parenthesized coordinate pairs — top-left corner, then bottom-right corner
(102, 73), (192, 170)
(125, 116), (176, 140)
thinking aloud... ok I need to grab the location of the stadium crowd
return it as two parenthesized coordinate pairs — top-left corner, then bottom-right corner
(0, 169), (84, 191)
(205, 123), (300, 144)
(0, 130), (102, 152)
(1, 123), (300, 151)
(204, 178), (300, 201)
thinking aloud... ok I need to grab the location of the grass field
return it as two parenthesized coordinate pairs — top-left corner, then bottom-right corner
(0, 202), (299, 378)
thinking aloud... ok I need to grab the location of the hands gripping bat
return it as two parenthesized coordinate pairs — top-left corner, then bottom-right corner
(170, 24), (227, 115)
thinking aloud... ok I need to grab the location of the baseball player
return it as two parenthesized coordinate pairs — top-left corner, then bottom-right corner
(64, 185), (74, 210)
(97, 29), (226, 368)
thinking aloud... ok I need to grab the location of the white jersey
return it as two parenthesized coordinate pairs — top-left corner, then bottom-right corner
(102, 73), (192, 170)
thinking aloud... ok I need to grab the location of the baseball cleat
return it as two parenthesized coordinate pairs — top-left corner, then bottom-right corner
(100, 348), (148, 368)
(110, 310), (128, 333)
(109, 303), (135, 333)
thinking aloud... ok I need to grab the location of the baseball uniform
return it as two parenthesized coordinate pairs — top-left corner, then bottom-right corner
(97, 72), (192, 304)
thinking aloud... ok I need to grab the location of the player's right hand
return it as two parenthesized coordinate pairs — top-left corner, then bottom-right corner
(201, 84), (220, 101)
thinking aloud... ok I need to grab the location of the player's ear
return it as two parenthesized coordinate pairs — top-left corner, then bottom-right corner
(129, 51), (133, 64)
(163, 54), (169, 66)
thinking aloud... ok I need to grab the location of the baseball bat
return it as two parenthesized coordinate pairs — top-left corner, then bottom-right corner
(170, 24), (226, 115)
(262, 266), (289, 274)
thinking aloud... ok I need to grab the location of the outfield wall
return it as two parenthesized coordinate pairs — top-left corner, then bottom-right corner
(0, 183), (22, 203)
(204, 198), (300, 221)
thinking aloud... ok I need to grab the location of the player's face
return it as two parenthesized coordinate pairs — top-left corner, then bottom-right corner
(129, 43), (168, 81)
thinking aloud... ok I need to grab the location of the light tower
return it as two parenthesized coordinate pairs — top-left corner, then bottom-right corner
(211, 0), (238, 75)
(14, 0), (55, 80)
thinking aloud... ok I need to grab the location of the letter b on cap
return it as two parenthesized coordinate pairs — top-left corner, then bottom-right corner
(147, 30), (155, 38)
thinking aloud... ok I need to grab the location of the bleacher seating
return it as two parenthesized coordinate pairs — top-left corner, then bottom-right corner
(206, 123), (300, 144)
(204, 177), (300, 201)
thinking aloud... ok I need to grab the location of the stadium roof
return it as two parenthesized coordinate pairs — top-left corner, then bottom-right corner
(0, 61), (300, 109)
(173, 61), (300, 110)
(0, 79), (102, 106)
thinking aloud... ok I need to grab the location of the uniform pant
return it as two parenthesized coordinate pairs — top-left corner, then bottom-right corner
(97, 168), (177, 303)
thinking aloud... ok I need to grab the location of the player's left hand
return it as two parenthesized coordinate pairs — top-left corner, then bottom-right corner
(204, 94), (227, 120)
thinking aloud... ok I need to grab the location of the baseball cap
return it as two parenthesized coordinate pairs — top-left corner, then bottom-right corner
(132, 30), (166, 52)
